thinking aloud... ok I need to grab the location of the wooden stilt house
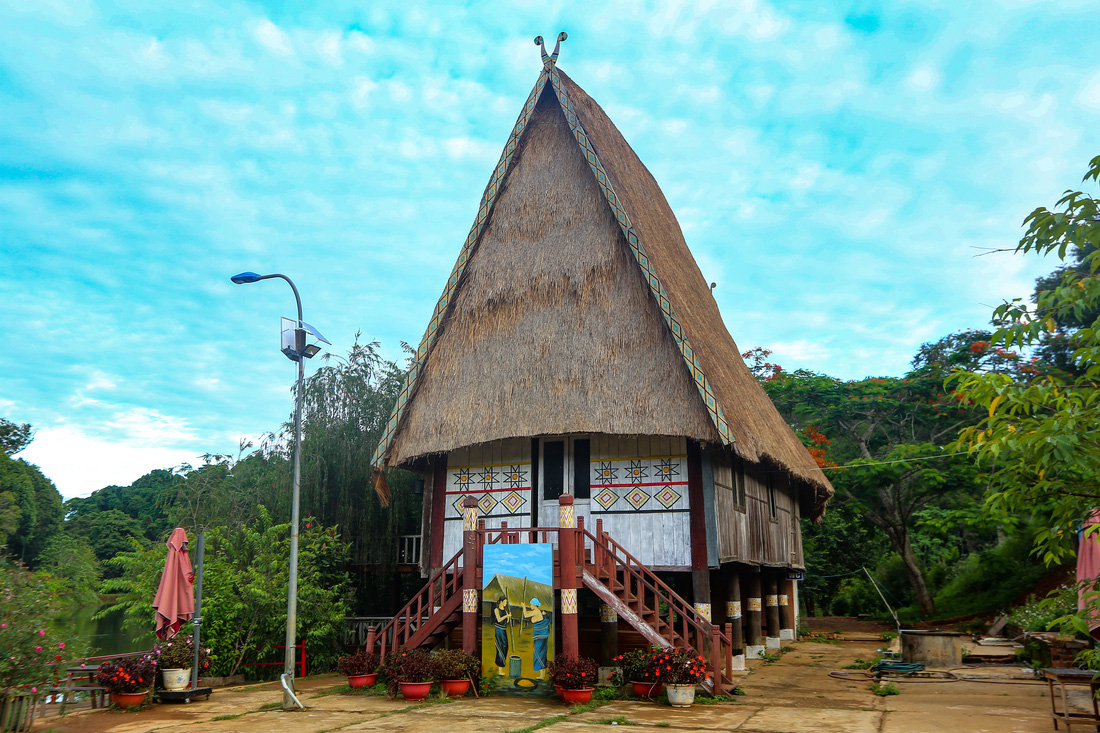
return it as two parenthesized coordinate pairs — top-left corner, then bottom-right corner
(367, 34), (833, 687)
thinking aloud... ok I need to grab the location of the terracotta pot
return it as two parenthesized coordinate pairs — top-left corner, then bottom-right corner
(560, 687), (594, 705)
(398, 681), (433, 701)
(347, 672), (377, 689)
(631, 680), (663, 698)
(110, 691), (147, 709)
(161, 668), (191, 691)
(439, 679), (470, 697)
(666, 683), (695, 708)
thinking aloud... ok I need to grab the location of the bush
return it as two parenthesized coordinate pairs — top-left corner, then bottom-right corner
(1007, 589), (1077, 633)
(652, 647), (708, 685)
(433, 649), (479, 680)
(612, 648), (661, 682)
(549, 655), (598, 689)
(0, 559), (79, 692)
(381, 649), (435, 683)
(97, 654), (157, 694)
(337, 648), (379, 676)
(153, 634), (210, 671)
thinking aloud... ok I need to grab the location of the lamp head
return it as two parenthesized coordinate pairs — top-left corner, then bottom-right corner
(231, 272), (263, 284)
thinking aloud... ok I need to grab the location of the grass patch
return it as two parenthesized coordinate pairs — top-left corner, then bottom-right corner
(584, 715), (629, 725)
(758, 650), (781, 663)
(569, 699), (609, 714)
(870, 681), (900, 696)
(504, 714), (568, 733)
(802, 632), (841, 644)
(257, 701), (282, 711)
(695, 691), (744, 703)
(211, 713), (243, 721)
(656, 723), (670, 728)
(842, 658), (880, 670)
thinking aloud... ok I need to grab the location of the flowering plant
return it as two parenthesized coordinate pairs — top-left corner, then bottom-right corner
(433, 648), (479, 680)
(336, 648), (378, 676)
(0, 560), (74, 693)
(153, 634), (210, 671)
(381, 649), (436, 683)
(549, 654), (598, 690)
(651, 647), (708, 685)
(612, 648), (662, 683)
(97, 654), (157, 694)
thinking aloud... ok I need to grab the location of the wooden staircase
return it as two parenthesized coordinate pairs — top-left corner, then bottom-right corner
(367, 520), (737, 694)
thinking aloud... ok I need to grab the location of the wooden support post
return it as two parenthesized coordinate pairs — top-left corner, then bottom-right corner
(599, 604), (618, 666)
(461, 496), (480, 655)
(687, 441), (712, 626)
(710, 622), (723, 695)
(745, 568), (763, 658)
(726, 568), (745, 670)
(365, 625), (377, 655)
(779, 576), (795, 641)
(765, 571), (781, 648)
(558, 495), (579, 658)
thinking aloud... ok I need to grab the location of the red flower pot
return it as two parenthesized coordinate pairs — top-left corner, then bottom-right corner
(399, 681), (433, 701)
(554, 684), (564, 699)
(110, 691), (147, 709)
(439, 679), (471, 697)
(560, 687), (594, 705)
(631, 680), (663, 698)
(347, 672), (378, 689)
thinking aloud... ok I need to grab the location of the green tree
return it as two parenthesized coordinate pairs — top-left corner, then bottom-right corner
(952, 154), (1100, 568)
(36, 531), (102, 607)
(65, 468), (182, 542)
(66, 509), (148, 578)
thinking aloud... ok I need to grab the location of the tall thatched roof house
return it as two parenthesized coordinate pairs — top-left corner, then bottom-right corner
(371, 34), (833, 660)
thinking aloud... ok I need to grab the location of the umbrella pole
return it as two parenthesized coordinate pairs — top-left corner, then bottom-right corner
(191, 533), (205, 692)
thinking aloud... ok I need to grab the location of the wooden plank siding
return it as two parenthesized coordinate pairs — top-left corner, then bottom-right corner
(708, 444), (803, 569)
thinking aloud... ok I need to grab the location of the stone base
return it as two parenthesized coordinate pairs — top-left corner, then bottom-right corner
(766, 637), (781, 649)
(598, 667), (619, 686)
(730, 653), (746, 671)
(746, 644), (765, 659)
(779, 628), (795, 641)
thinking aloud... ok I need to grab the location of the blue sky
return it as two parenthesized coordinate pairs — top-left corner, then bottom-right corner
(2, 1), (1097, 498)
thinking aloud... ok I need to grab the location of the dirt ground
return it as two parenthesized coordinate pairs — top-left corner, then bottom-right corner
(34, 636), (1065, 733)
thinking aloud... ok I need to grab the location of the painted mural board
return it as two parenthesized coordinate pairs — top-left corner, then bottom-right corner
(481, 544), (554, 696)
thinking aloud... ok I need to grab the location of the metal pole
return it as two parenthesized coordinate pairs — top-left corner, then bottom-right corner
(190, 533), (205, 693)
(283, 282), (304, 710)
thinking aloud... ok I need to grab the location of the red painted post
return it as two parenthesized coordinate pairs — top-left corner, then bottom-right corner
(710, 624), (722, 695)
(462, 496), (480, 655)
(558, 495), (579, 658)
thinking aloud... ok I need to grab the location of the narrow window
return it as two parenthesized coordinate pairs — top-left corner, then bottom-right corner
(543, 440), (564, 501)
(766, 472), (777, 519)
(573, 439), (591, 500)
(733, 455), (746, 509)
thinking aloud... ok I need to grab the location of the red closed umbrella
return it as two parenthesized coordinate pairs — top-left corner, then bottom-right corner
(153, 528), (195, 640)
(1078, 512), (1100, 641)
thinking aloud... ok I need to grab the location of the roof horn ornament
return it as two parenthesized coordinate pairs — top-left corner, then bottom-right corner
(534, 31), (567, 68)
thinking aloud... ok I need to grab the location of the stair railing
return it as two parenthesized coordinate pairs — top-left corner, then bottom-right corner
(370, 548), (464, 655)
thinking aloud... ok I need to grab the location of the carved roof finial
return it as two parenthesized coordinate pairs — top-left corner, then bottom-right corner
(534, 31), (567, 68)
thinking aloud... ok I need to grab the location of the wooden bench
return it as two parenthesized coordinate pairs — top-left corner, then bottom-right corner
(1041, 667), (1100, 731)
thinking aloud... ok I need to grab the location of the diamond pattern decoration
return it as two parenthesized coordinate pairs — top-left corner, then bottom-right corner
(452, 496), (467, 515)
(477, 494), (498, 514)
(501, 491), (526, 513)
(625, 488), (650, 510)
(654, 486), (681, 509)
(594, 488), (617, 511)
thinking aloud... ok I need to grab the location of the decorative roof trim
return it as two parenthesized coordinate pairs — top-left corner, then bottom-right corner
(370, 69), (550, 469)
(548, 68), (734, 446)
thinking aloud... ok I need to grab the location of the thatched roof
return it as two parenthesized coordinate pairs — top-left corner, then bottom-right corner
(371, 48), (833, 518)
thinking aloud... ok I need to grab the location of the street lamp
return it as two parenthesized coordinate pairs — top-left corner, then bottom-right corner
(230, 271), (329, 710)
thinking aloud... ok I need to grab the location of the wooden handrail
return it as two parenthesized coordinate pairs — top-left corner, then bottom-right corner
(371, 548), (463, 655)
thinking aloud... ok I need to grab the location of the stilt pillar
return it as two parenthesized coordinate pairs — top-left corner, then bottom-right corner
(779, 576), (795, 641)
(765, 571), (781, 649)
(461, 496), (480, 655)
(726, 568), (745, 670)
(745, 568), (764, 659)
(558, 495), (579, 659)
(599, 604), (618, 666)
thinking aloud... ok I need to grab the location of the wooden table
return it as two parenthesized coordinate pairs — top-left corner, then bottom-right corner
(57, 665), (107, 712)
(1042, 668), (1100, 731)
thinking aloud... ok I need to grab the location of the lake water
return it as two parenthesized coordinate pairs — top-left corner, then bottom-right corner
(53, 603), (155, 658)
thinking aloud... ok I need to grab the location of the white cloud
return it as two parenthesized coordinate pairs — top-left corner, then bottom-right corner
(252, 18), (294, 56)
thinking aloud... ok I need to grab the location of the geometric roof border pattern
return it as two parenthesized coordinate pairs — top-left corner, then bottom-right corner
(372, 51), (733, 470)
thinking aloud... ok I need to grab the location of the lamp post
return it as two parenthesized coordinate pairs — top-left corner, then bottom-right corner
(230, 271), (327, 710)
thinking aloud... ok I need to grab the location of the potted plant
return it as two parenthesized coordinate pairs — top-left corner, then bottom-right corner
(153, 634), (210, 692)
(336, 648), (379, 689)
(613, 648), (664, 699)
(652, 647), (708, 708)
(550, 655), (598, 705)
(97, 654), (157, 709)
(383, 649), (436, 701)
(433, 649), (479, 697)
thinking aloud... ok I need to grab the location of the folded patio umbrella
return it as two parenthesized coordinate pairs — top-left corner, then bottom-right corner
(1077, 512), (1100, 641)
(153, 527), (195, 640)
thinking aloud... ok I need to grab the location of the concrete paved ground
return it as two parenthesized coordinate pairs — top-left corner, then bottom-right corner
(35, 637), (1063, 733)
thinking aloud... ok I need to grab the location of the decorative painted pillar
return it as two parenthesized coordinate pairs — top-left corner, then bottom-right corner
(726, 568), (745, 670)
(765, 572), (781, 649)
(461, 496), (480, 654)
(558, 495), (579, 658)
(745, 568), (763, 657)
(599, 604), (618, 666)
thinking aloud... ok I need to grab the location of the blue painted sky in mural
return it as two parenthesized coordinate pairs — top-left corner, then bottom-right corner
(2, 1), (1099, 497)
(483, 544), (554, 590)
